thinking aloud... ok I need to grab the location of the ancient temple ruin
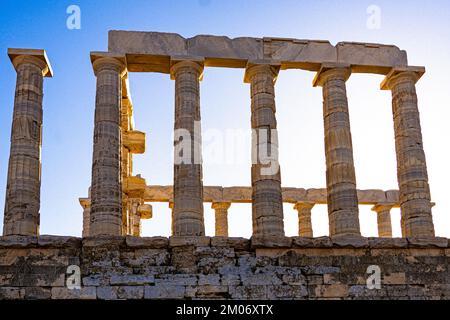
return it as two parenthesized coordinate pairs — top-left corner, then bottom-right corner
(1, 31), (448, 300)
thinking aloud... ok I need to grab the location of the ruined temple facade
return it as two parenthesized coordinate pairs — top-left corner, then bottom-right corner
(1, 31), (449, 300)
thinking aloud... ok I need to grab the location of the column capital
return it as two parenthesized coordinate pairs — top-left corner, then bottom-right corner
(138, 203), (152, 219)
(294, 201), (315, 211)
(169, 56), (204, 80)
(8, 48), (53, 77)
(244, 60), (281, 83)
(211, 202), (231, 210)
(312, 63), (351, 87)
(371, 203), (395, 213)
(79, 197), (91, 209)
(90, 51), (127, 77)
(380, 66), (425, 90)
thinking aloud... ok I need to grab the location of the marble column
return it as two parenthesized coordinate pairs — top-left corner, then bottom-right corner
(79, 198), (91, 237)
(371, 204), (394, 238)
(89, 54), (126, 236)
(313, 64), (361, 237)
(381, 67), (435, 237)
(211, 202), (231, 237)
(169, 201), (175, 235)
(244, 62), (284, 237)
(294, 202), (315, 237)
(170, 59), (205, 236)
(3, 49), (52, 236)
(129, 199), (141, 237)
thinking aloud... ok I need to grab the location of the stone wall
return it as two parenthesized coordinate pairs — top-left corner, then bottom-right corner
(1, 235), (450, 300)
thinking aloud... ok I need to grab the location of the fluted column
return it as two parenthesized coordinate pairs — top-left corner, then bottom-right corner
(313, 64), (361, 237)
(294, 202), (314, 237)
(244, 62), (284, 237)
(169, 201), (175, 235)
(381, 67), (435, 237)
(371, 204), (394, 238)
(170, 59), (205, 236)
(212, 202), (231, 237)
(3, 49), (52, 236)
(89, 53), (126, 236)
(129, 199), (141, 237)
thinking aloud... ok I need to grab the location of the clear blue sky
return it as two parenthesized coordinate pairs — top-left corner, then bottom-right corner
(1, 0), (449, 238)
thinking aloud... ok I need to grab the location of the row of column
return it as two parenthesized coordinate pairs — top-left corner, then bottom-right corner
(180, 201), (395, 238)
(2, 50), (435, 240)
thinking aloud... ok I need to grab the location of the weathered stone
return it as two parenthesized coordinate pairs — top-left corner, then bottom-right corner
(331, 236), (369, 248)
(198, 274), (221, 286)
(51, 287), (97, 300)
(38, 236), (81, 248)
(314, 284), (349, 298)
(251, 236), (292, 248)
(292, 237), (334, 248)
(0, 236), (38, 248)
(97, 286), (118, 300)
(144, 285), (185, 299)
(0, 287), (25, 299)
(169, 236), (211, 247)
(110, 274), (155, 286)
(407, 237), (448, 248)
(210, 237), (250, 251)
(82, 236), (126, 247)
(368, 237), (408, 248)
(125, 236), (168, 249)
(116, 286), (144, 299)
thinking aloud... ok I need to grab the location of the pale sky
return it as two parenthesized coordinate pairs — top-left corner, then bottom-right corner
(0, 0), (449, 238)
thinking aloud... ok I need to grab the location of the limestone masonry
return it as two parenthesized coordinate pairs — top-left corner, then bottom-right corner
(1, 31), (446, 300)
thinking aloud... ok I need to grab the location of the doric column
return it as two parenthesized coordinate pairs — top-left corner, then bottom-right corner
(169, 201), (175, 235)
(313, 64), (361, 237)
(294, 202), (315, 237)
(244, 62), (284, 237)
(129, 199), (141, 237)
(3, 49), (52, 236)
(381, 67), (435, 237)
(89, 53), (126, 236)
(211, 202), (231, 237)
(371, 204), (394, 238)
(170, 58), (205, 236)
(79, 197), (91, 237)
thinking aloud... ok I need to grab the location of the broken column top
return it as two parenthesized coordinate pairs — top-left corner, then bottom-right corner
(107, 30), (411, 75)
(7, 48), (53, 77)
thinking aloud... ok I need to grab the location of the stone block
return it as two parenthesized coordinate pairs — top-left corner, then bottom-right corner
(314, 284), (349, 298)
(144, 285), (185, 299)
(83, 236), (126, 247)
(37, 236), (81, 248)
(331, 236), (369, 248)
(51, 287), (96, 299)
(110, 274), (155, 286)
(407, 237), (449, 248)
(97, 286), (118, 300)
(169, 236), (211, 247)
(0, 287), (25, 299)
(0, 236), (37, 248)
(383, 273), (407, 285)
(368, 237), (408, 248)
(210, 237), (250, 251)
(25, 287), (52, 299)
(251, 236), (292, 249)
(125, 236), (168, 249)
(155, 274), (197, 286)
(198, 274), (221, 286)
(117, 286), (144, 299)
